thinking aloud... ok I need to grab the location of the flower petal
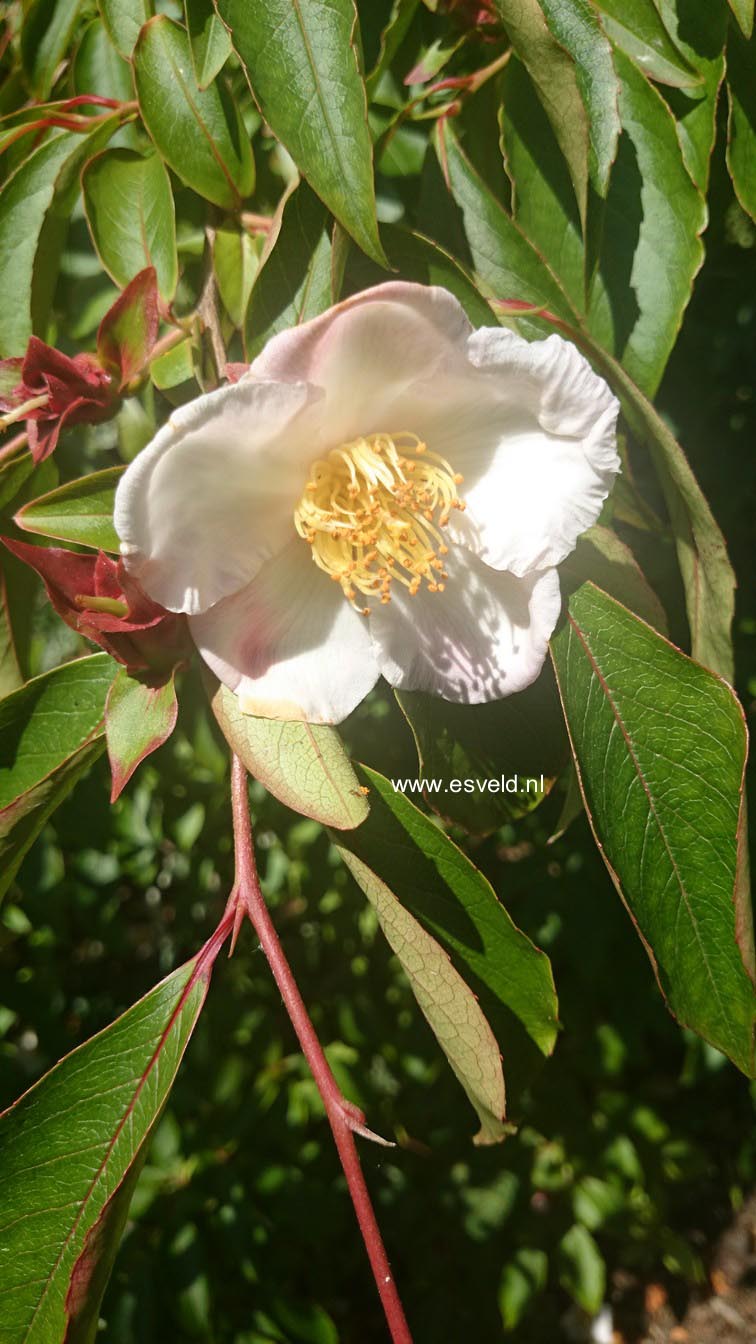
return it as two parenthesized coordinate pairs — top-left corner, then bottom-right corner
(248, 281), (472, 443)
(190, 539), (381, 724)
(371, 548), (561, 702)
(437, 330), (619, 576)
(115, 377), (321, 615)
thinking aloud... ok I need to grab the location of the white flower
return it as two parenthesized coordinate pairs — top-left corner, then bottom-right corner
(115, 283), (619, 724)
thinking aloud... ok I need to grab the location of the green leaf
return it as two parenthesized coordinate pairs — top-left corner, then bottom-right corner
(246, 181), (332, 358)
(492, 0), (591, 221)
(727, 0), (754, 39)
(655, 0), (727, 194)
(596, 350), (734, 682)
(133, 15), (255, 211)
(15, 466), (125, 552)
(20, 0), (85, 99)
(558, 1224), (606, 1314)
(105, 667), (178, 801)
(433, 122), (578, 330)
(587, 49), (706, 396)
(499, 56), (585, 313)
(0, 128), (116, 358)
(0, 945), (219, 1341)
(727, 26), (756, 223)
(73, 17), (136, 103)
(536, 0), (621, 198)
(499, 1248), (549, 1331)
(559, 524), (669, 633)
(149, 335), (195, 391)
(210, 681), (369, 830)
(396, 665), (568, 836)
(214, 225), (259, 330)
(218, 0), (386, 267)
(0, 654), (115, 903)
(82, 149), (179, 301)
(550, 584), (755, 1075)
(594, 0), (700, 88)
(0, 559), (23, 699)
(338, 847), (508, 1143)
(337, 767), (559, 1100)
(0, 654), (114, 810)
(98, 0), (151, 58)
(185, 0), (233, 88)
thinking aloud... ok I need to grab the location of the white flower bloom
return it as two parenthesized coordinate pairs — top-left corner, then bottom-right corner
(115, 283), (619, 724)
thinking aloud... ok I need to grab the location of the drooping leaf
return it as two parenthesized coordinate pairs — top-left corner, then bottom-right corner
(588, 50), (706, 396)
(727, 25), (756, 223)
(210, 682), (369, 831)
(245, 181), (332, 358)
(0, 938), (224, 1341)
(73, 17), (136, 103)
(15, 466), (124, 552)
(105, 667), (178, 801)
(82, 148), (179, 300)
(655, 0), (728, 194)
(98, 0), (151, 58)
(339, 848), (509, 1143)
(133, 15), (255, 211)
(337, 767), (559, 1101)
(218, 0), (387, 267)
(396, 664), (568, 836)
(432, 122), (578, 331)
(492, 0), (591, 221)
(0, 654), (115, 903)
(550, 583), (755, 1075)
(596, 350), (734, 682)
(593, 0), (700, 88)
(184, 0), (233, 88)
(20, 0), (85, 100)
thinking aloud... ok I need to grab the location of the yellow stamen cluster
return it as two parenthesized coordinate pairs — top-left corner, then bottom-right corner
(293, 431), (465, 613)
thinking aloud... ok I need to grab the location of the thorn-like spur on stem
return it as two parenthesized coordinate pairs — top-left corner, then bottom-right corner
(228, 754), (413, 1344)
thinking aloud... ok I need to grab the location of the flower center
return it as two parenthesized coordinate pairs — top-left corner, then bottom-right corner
(293, 431), (465, 614)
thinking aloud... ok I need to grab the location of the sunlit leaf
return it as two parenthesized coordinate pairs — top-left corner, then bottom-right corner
(210, 682), (369, 830)
(15, 467), (124, 552)
(0, 941), (222, 1340)
(218, 0), (386, 266)
(551, 583), (755, 1074)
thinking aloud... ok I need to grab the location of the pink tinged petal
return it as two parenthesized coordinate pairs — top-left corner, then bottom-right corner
(247, 281), (473, 443)
(440, 330), (620, 576)
(114, 377), (323, 616)
(189, 539), (381, 725)
(371, 548), (562, 703)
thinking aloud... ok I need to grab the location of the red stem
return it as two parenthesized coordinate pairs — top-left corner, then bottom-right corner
(229, 754), (413, 1344)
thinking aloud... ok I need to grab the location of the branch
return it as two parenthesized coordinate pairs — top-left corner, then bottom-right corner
(229, 754), (413, 1344)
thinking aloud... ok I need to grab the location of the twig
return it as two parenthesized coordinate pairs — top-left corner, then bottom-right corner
(229, 754), (413, 1344)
